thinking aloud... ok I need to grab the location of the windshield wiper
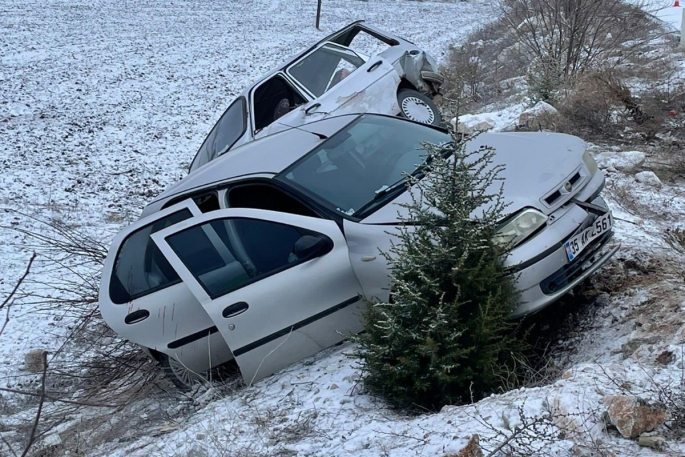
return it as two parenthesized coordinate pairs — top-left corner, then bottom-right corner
(353, 167), (427, 217)
(352, 142), (454, 218)
(277, 122), (328, 140)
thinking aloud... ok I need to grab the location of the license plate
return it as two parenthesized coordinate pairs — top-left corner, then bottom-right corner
(564, 213), (612, 262)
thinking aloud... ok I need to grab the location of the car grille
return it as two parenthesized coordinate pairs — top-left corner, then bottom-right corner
(542, 170), (583, 207)
(539, 228), (613, 295)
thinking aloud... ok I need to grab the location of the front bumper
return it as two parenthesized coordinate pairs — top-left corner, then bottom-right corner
(507, 196), (619, 317)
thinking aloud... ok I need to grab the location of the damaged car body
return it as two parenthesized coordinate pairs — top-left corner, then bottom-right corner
(99, 114), (619, 389)
(188, 21), (444, 173)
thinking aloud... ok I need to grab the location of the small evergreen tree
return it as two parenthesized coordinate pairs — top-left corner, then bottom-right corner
(355, 132), (524, 411)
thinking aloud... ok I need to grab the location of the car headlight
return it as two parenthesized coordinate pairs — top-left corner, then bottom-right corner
(583, 150), (598, 175)
(493, 208), (548, 248)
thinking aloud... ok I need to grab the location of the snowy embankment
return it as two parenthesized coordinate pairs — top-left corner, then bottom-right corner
(3, 1), (685, 456)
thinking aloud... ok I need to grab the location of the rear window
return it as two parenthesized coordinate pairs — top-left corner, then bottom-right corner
(189, 97), (247, 172)
(109, 209), (192, 304)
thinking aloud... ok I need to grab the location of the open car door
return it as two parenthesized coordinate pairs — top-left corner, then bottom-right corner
(285, 42), (400, 120)
(151, 208), (365, 385)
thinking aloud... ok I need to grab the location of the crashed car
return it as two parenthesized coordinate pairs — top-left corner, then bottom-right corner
(99, 114), (619, 388)
(188, 21), (444, 173)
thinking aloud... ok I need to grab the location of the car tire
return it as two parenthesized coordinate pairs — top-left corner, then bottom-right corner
(397, 89), (442, 126)
(159, 353), (206, 390)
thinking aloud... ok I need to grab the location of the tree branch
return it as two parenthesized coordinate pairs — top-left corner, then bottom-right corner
(0, 386), (121, 408)
(21, 351), (47, 457)
(0, 252), (36, 312)
(1, 435), (18, 457)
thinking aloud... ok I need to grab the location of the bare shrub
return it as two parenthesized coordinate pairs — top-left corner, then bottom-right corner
(0, 211), (174, 455)
(476, 400), (611, 457)
(441, 0), (667, 126)
(555, 71), (630, 138)
(501, 0), (656, 84)
(440, 20), (529, 114)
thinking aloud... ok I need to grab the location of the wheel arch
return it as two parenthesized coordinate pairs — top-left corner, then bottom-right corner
(398, 78), (418, 93)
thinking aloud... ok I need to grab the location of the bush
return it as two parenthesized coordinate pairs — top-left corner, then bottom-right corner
(555, 69), (664, 140)
(355, 132), (524, 411)
(441, 0), (665, 119)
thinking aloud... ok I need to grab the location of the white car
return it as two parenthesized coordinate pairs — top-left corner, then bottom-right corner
(188, 21), (444, 173)
(99, 114), (618, 388)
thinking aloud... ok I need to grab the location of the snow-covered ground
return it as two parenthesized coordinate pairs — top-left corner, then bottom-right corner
(0, 0), (493, 380)
(3, 1), (685, 456)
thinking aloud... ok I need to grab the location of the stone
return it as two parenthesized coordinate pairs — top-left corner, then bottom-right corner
(595, 151), (645, 173)
(638, 432), (666, 449)
(571, 443), (615, 457)
(24, 349), (47, 373)
(456, 120), (494, 134)
(518, 101), (559, 131)
(603, 395), (668, 438)
(456, 434), (482, 457)
(451, 114), (495, 134)
(634, 171), (662, 188)
(656, 350), (675, 365)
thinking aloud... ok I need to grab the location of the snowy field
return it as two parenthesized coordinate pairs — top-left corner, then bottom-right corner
(0, 0), (493, 379)
(3, 0), (685, 456)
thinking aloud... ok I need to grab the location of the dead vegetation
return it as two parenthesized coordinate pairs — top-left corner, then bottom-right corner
(0, 211), (175, 456)
(440, 0), (685, 148)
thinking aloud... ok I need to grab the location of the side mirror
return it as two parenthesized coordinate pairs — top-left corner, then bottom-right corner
(293, 235), (333, 261)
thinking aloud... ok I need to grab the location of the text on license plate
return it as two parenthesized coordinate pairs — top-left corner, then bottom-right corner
(564, 213), (612, 262)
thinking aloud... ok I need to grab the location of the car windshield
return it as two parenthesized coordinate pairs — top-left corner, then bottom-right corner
(279, 115), (451, 217)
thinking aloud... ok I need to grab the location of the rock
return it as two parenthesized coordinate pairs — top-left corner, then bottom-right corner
(620, 336), (661, 359)
(451, 114), (495, 134)
(456, 434), (482, 457)
(571, 442), (615, 457)
(457, 120), (494, 134)
(603, 396), (668, 438)
(595, 151), (645, 173)
(518, 101), (559, 131)
(500, 122), (518, 132)
(329, 383), (338, 390)
(594, 293), (611, 307)
(635, 171), (662, 188)
(638, 432), (666, 449)
(24, 349), (47, 373)
(656, 350), (675, 365)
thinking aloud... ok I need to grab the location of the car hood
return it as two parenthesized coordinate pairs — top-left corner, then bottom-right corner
(361, 131), (588, 224)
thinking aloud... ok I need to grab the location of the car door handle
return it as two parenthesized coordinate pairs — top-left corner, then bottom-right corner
(124, 309), (150, 325)
(304, 103), (321, 115)
(222, 302), (249, 318)
(367, 60), (383, 72)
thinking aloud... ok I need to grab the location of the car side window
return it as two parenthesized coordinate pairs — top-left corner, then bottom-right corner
(287, 44), (365, 98)
(110, 209), (193, 304)
(347, 30), (392, 60)
(252, 76), (307, 132)
(189, 97), (247, 172)
(165, 218), (314, 299)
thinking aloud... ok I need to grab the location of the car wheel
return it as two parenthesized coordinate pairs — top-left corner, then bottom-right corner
(159, 353), (206, 390)
(397, 89), (442, 126)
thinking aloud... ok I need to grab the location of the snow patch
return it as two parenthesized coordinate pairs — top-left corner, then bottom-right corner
(595, 150), (646, 173)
